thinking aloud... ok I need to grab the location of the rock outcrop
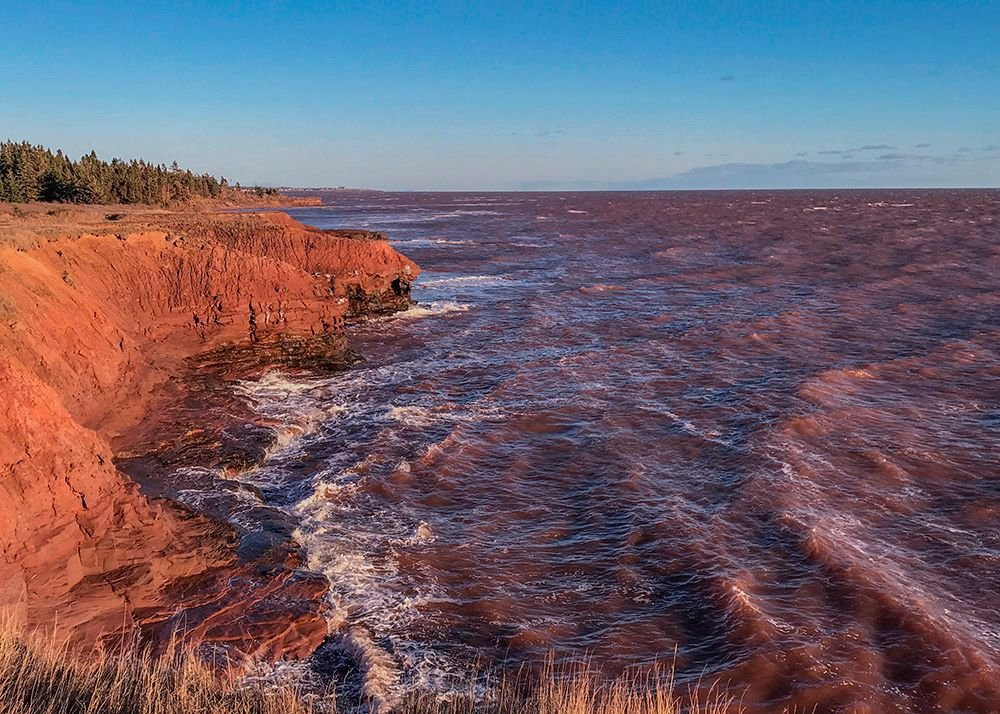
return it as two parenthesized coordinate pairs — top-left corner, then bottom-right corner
(0, 208), (418, 660)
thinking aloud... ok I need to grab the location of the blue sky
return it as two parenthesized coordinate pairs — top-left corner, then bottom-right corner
(1, 1), (997, 189)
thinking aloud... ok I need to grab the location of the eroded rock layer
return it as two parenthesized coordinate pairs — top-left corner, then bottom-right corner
(0, 208), (418, 660)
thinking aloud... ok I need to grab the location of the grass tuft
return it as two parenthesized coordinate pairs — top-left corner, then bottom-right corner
(0, 619), (740, 714)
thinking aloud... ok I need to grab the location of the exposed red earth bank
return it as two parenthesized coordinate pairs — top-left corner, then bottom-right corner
(0, 206), (417, 661)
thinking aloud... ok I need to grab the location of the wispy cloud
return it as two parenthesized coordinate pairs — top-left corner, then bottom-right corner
(819, 144), (897, 155)
(876, 152), (959, 164)
(653, 159), (892, 188)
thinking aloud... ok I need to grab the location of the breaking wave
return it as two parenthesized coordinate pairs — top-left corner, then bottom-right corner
(418, 274), (511, 288)
(391, 301), (471, 320)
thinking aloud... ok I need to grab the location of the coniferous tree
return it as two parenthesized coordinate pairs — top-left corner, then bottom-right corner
(0, 140), (269, 205)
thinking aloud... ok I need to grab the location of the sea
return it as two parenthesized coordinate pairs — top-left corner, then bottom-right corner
(224, 190), (999, 712)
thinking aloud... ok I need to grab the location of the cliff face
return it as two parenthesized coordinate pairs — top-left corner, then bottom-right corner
(0, 208), (418, 660)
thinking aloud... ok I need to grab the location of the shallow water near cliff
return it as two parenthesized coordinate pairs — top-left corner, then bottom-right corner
(240, 191), (999, 712)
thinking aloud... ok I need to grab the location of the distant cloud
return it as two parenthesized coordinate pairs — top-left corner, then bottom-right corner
(959, 147), (971, 152)
(795, 152), (808, 157)
(643, 159), (892, 188)
(876, 152), (965, 164)
(984, 144), (1000, 152)
(821, 144), (896, 155)
(719, 74), (735, 81)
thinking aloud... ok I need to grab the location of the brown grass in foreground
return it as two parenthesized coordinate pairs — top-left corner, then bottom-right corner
(0, 621), (740, 714)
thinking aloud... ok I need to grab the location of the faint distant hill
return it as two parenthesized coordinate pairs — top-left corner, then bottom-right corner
(281, 187), (386, 196)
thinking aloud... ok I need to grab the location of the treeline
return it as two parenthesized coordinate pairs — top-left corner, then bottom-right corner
(0, 141), (279, 205)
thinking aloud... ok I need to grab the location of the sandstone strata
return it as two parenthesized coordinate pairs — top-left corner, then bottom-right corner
(0, 207), (417, 660)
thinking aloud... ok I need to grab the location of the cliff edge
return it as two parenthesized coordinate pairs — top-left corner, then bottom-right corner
(0, 205), (418, 661)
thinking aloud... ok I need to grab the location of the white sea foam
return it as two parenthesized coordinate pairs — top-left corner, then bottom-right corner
(334, 626), (403, 710)
(634, 398), (733, 447)
(390, 237), (473, 247)
(506, 234), (549, 248)
(174, 482), (263, 511)
(292, 460), (449, 706)
(446, 201), (519, 207)
(234, 372), (347, 460)
(418, 274), (509, 288)
(411, 521), (435, 543)
(224, 337), (517, 704)
(387, 405), (437, 427)
(241, 659), (322, 696)
(227, 366), (488, 703)
(429, 209), (502, 218)
(392, 301), (471, 320)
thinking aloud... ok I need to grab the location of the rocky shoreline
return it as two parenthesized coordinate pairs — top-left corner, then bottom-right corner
(0, 204), (418, 662)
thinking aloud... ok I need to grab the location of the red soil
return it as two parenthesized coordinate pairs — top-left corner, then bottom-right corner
(0, 207), (417, 661)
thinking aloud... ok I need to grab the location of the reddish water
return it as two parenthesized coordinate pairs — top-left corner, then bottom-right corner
(237, 191), (999, 712)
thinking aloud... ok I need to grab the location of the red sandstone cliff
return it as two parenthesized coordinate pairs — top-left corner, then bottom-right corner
(0, 207), (418, 660)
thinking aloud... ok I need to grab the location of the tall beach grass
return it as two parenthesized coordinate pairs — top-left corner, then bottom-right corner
(0, 620), (740, 714)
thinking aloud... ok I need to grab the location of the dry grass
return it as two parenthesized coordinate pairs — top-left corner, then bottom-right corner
(0, 621), (740, 714)
(0, 621), (315, 714)
(396, 664), (739, 714)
